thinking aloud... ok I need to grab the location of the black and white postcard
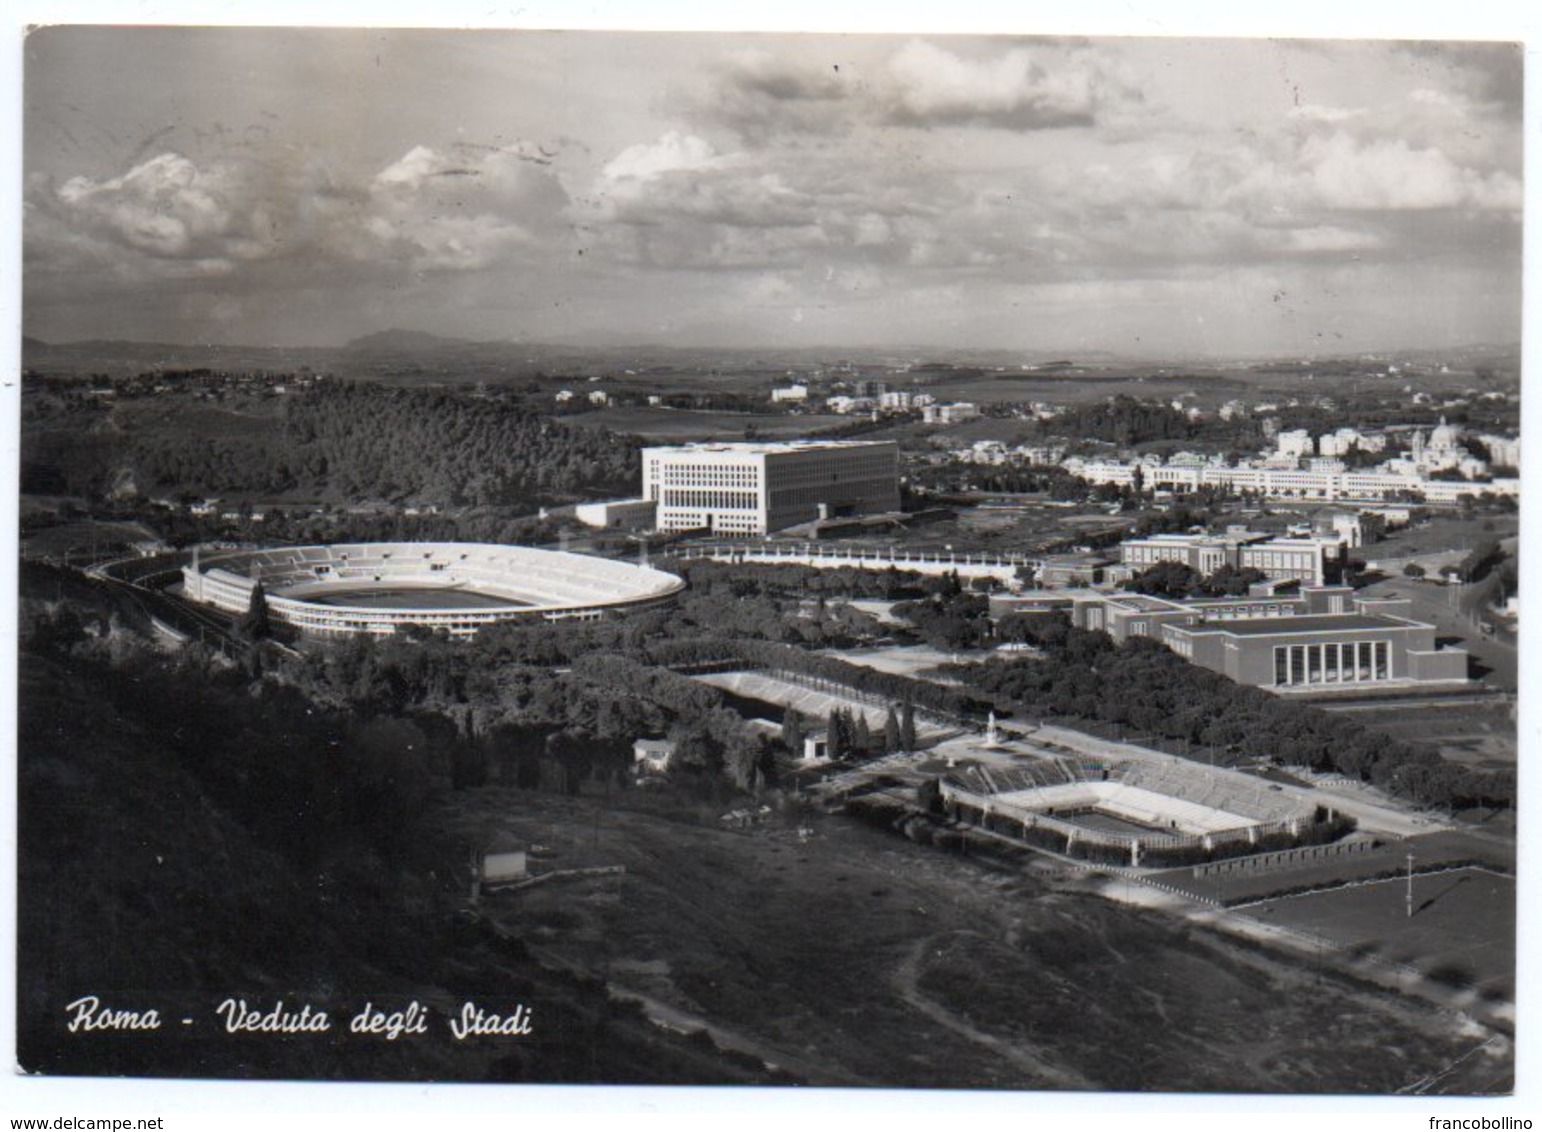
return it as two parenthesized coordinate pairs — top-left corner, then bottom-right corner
(6, 6), (1535, 1125)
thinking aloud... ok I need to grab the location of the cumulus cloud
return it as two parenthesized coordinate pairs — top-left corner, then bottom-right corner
(362, 142), (568, 272)
(688, 50), (856, 143)
(26, 140), (572, 286)
(883, 40), (1129, 130)
(601, 132), (724, 182)
(1297, 132), (1521, 211)
(33, 153), (279, 278)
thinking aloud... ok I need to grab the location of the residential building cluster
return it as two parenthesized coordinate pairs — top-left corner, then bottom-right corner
(1063, 417), (1519, 503)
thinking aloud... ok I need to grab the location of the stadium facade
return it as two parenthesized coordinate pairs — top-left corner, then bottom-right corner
(180, 542), (685, 638)
(640, 440), (901, 535)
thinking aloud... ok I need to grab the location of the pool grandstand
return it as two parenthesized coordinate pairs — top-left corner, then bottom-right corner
(180, 542), (685, 638)
(940, 755), (1323, 867)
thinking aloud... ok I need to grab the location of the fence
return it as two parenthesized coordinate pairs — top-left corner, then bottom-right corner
(1192, 837), (1376, 879)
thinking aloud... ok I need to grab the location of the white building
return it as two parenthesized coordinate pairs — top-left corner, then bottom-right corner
(1276, 429), (1314, 459)
(922, 402), (982, 425)
(771, 384), (809, 403)
(1070, 458), (1517, 504)
(826, 395), (875, 415)
(1480, 434), (1521, 468)
(878, 389), (933, 411)
(641, 440), (901, 536)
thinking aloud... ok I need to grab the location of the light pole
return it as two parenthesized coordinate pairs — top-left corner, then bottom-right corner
(1406, 852), (1415, 919)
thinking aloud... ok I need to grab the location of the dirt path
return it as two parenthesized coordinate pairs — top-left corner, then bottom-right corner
(891, 932), (1093, 1090)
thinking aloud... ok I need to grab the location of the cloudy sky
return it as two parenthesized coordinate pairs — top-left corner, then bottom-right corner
(21, 27), (1524, 356)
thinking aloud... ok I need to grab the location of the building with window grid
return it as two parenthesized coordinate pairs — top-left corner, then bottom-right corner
(641, 440), (900, 535)
(1117, 529), (1344, 586)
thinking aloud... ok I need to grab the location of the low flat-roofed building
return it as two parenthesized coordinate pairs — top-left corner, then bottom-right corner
(1073, 585), (1467, 692)
(1159, 608), (1468, 692)
(574, 497), (658, 530)
(1035, 552), (1114, 588)
(633, 738), (677, 776)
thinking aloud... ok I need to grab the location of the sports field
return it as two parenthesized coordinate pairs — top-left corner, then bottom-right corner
(1246, 868), (1513, 997)
(301, 587), (527, 609)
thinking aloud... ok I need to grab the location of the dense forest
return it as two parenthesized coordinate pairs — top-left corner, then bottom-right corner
(23, 380), (640, 508)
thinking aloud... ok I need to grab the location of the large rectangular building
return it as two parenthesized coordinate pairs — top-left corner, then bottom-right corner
(1118, 530), (1343, 586)
(641, 440), (901, 536)
(1161, 608), (1469, 692)
(1070, 590), (1468, 693)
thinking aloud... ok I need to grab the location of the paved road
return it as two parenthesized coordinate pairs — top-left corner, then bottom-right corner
(1359, 576), (1517, 692)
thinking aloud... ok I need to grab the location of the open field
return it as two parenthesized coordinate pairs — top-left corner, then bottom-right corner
(1245, 869), (1514, 1000)
(20, 518), (163, 559)
(563, 406), (845, 441)
(439, 786), (1509, 1092)
(1364, 513), (1518, 562)
(924, 371), (1255, 405)
(1329, 700), (1517, 768)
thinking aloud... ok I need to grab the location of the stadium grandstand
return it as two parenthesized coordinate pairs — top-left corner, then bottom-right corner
(180, 542), (685, 638)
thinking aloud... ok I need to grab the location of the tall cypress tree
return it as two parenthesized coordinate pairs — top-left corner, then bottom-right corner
(240, 581), (271, 641)
(900, 701), (917, 751)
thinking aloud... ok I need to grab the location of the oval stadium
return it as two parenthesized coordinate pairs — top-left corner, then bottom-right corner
(179, 542), (685, 638)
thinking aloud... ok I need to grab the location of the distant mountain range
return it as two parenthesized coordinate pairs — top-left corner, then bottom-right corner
(20, 328), (1521, 380)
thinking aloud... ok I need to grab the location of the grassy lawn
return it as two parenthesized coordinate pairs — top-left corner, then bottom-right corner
(1246, 868), (1514, 997)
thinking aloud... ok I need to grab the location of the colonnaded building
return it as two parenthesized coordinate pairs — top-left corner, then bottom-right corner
(641, 440), (901, 536)
(1070, 587), (1469, 694)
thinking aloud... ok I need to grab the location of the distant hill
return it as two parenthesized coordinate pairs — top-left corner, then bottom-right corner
(343, 328), (486, 353)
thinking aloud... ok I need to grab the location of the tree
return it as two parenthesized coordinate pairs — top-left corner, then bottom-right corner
(826, 709), (849, 761)
(1126, 561), (1202, 599)
(782, 707), (806, 754)
(1203, 565), (1267, 597)
(900, 701), (917, 751)
(853, 713), (873, 755)
(240, 581), (272, 640)
(883, 706), (902, 752)
(1403, 562), (1426, 579)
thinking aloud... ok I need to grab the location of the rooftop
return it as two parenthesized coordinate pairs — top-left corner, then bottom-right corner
(643, 440), (896, 455)
(1177, 613), (1419, 637)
